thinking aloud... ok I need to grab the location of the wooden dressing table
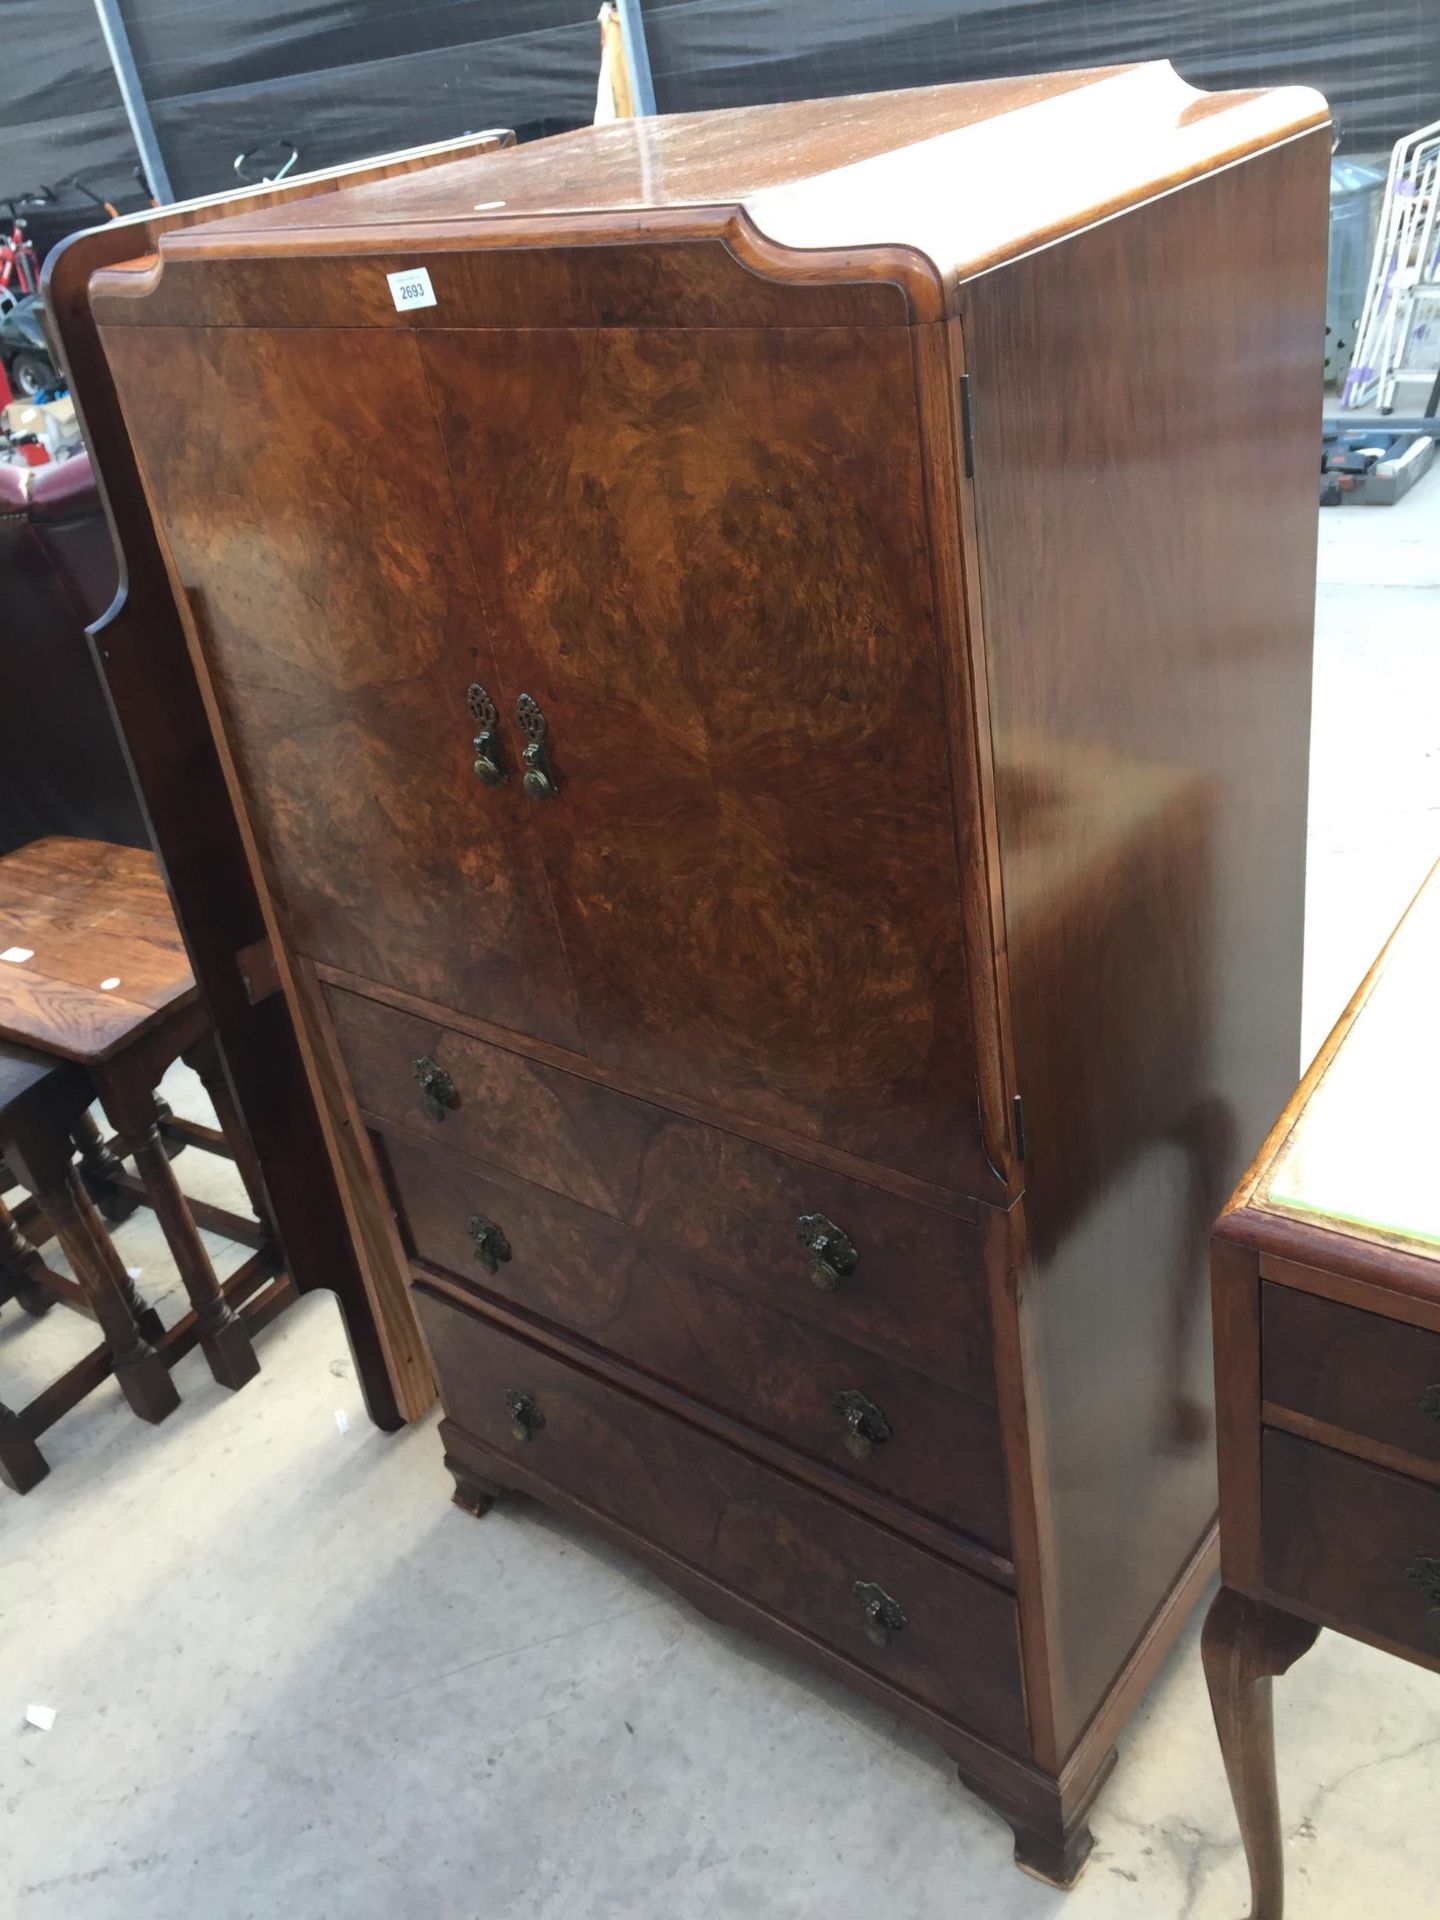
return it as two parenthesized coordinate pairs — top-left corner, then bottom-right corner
(1207, 859), (1440, 1917)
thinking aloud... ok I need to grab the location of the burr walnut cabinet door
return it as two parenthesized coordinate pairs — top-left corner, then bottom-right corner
(100, 323), (581, 1052)
(421, 326), (984, 1193)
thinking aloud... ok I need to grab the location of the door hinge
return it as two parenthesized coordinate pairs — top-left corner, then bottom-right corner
(1012, 1093), (1026, 1162)
(959, 374), (975, 478)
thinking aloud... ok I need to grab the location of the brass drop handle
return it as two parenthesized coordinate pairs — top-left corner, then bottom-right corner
(412, 1055), (458, 1123)
(796, 1213), (858, 1292)
(1419, 1384), (1440, 1421)
(1406, 1556), (1440, 1642)
(852, 1579), (907, 1649)
(505, 1388), (544, 1443)
(835, 1389), (893, 1460)
(467, 1212), (512, 1275)
(516, 693), (559, 800)
(468, 682), (508, 786)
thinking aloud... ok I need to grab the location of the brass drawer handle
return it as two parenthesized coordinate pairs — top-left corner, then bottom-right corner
(468, 682), (508, 786)
(835, 1388), (892, 1460)
(1419, 1384), (1440, 1421)
(412, 1055), (458, 1123)
(1406, 1555), (1440, 1642)
(505, 1388), (544, 1443)
(852, 1579), (907, 1649)
(467, 1212), (512, 1275)
(796, 1213), (858, 1293)
(516, 693), (559, 800)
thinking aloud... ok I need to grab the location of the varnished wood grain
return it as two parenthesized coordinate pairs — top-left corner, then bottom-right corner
(95, 65), (1325, 309)
(445, 1412), (1086, 1841)
(31, 130), (515, 1433)
(100, 322), (581, 1053)
(0, 839), (195, 1061)
(1262, 1404), (1440, 1493)
(90, 236), (914, 333)
(1263, 1285), (1440, 1467)
(1202, 1587), (1321, 1920)
(1262, 1430), (1440, 1668)
(83, 75), (1333, 1867)
(963, 130), (1330, 1755)
(327, 985), (997, 1397)
(293, 961), (438, 1411)
(383, 1130), (1008, 1548)
(414, 1281), (1027, 1750)
(424, 322), (986, 1192)
(1258, 1248), (1440, 1337)
(317, 960), (985, 1212)
(1214, 1234), (1266, 1592)
(1210, 873), (1440, 1913)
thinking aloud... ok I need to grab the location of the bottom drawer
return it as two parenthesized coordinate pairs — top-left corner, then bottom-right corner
(1263, 1428), (1440, 1663)
(415, 1281), (1027, 1752)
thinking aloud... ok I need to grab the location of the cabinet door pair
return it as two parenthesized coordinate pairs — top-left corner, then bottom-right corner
(109, 319), (981, 1190)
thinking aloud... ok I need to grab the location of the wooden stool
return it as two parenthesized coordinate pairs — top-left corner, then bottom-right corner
(0, 838), (277, 1400)
(0, 1186), (53, 1316)
(0, 1044), (179, 1492)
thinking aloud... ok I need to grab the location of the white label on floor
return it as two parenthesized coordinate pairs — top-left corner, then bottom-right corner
(0, 947), (33, 964)
(25, 1704), (56, 1731)
(386, 266), (436, 312)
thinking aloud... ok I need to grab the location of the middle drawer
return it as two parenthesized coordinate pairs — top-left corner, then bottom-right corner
(380, 1127), (1011, 1554)
(325, 982), (998, 1400)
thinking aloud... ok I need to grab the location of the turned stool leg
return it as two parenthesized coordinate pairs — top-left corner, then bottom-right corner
(182, 1031), (275, 1235)
(0, 1400), (48, 1494)
(42, 1170), (179, 1425)
(71, 1109), (141, 1224)
(1202, 1587), (1321, 1920)
(107, 1079), (259, 1392)
(0, 1193), (53, 1316)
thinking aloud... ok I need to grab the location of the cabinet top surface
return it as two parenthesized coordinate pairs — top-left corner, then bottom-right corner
(1246, 862), (1440, 1259)
(168, 62), (1326, 285)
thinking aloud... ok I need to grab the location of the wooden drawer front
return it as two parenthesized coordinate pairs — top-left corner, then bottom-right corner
(326, 985), (996, 1398)
(1264, 1283), (1440, 1465)
(384, 1132), (1009, 1552)
(1262, 1429), (1440, 1663)
(414, 1282), (1027, 1750)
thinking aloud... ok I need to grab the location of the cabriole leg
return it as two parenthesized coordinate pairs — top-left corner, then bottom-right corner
(1202, 1586), (1320, 1920)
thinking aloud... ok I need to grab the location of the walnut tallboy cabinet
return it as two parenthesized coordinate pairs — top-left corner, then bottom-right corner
(86, 65), (1329, 1884)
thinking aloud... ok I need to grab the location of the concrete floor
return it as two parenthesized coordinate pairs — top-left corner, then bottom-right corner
(4, 475), (1440, 1918)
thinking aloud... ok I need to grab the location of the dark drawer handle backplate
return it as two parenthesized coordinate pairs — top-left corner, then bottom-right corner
(516, 693), (559, 800)
(835, 1388), (893, 1460)
(796, 1213), (858, 1292)
(1406, 1555), (1440, 1642)
(468, 682), (508, 786)
(852, 1579), (907, 1649)
(467, 1212), (512, 1275)
(505, 1388), (544, 1443)
(1419, 1384), (1440, 1422)
(412, 1055), (458, 1123)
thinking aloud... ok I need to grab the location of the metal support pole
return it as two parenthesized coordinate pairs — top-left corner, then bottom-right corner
(615, 0), (658, 118)
(91, 0), (175, 203)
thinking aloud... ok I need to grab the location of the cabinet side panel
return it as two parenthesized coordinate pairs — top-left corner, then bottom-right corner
(962, 131), (1328, 1753)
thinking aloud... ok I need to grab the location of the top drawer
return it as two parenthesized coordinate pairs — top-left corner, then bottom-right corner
(1263, 1283), (1440, 1466)
(324, 984), (997, 1399)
